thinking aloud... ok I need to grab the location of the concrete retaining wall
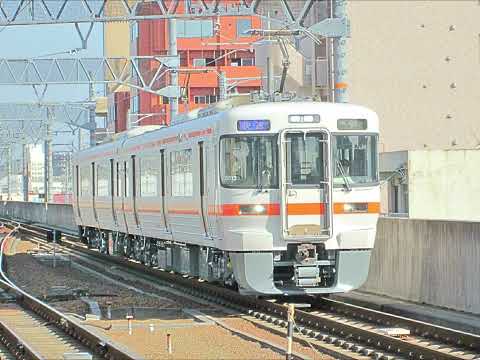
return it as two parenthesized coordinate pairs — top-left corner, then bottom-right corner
(0, 201), (76, 231)
(362, 217), (480, 314)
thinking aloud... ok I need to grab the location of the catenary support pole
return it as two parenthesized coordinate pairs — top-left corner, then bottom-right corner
(23, 143), (28, 202)
(44, 109), (53, 204)
(333, 0), (348, 103)
(88, 75), (96, 146)
(168, 19), (178, 122)
(219, 71), (227, 101)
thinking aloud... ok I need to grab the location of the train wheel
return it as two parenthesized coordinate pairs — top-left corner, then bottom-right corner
(150, 253), (158, 268)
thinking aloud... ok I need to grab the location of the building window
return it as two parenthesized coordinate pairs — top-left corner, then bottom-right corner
(177, 20), (214, 38)
(131, 95), (139, 114)
(130, 22), (138, 41)
(140, 156), (160, 197)
(241, 58), (254, 66)
(231, 58), (255, 66)
(194, 95), (219, 104)
(237, 18), (252, 37)
(192, 58), (216, 67)
(170, 149), (193, 197)
(193, 58), (206, 67)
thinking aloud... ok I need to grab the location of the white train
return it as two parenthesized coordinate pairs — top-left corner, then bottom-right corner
(72, 99), (380, 295)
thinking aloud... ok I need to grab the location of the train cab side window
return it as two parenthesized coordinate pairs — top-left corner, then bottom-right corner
(333, 134), (378, 187)
(170, 149), (193, 197)
(80, 166), (90, 196)
(140, 156), (160, 197)
(96, 162), (110, 197)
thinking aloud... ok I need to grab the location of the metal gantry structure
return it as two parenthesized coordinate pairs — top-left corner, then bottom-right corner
(0, 0), (350, 201)
(0, 56), (180, 97)
(0, 0), (349, 109)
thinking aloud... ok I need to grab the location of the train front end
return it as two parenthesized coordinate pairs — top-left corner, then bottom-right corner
(219, 102), (380, 296)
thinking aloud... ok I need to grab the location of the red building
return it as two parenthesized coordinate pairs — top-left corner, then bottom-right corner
(122, 3), (262, 127)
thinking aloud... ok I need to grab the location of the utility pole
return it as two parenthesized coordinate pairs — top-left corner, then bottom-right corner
(168, 19), (178, 122)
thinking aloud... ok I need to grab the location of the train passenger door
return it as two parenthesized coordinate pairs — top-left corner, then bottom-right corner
(112, 162), (120, 228)
(91, 162), (99, 225)
(280, 130), (332, 240)
(110, 159), (117, 227)
(198, 142), (209, 237)
(121, 160), (129, 234)
(206, 142), (218, 238)
(131, 155), (140, 229)
(75, 165), (83, 222)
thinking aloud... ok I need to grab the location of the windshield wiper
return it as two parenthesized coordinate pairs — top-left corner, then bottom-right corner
(336, 160), (352, 192)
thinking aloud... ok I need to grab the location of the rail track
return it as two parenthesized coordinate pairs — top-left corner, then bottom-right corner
(0, 224), (139, 360)
(3, 217), (480, 360)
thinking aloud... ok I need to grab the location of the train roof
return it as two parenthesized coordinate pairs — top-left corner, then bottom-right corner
(74, 100), (378, 162)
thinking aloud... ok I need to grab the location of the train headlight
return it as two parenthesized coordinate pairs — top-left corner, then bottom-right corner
(239, 204), (266, 215)
(334, 202), (380, 214)
(339, 203), (368, 213)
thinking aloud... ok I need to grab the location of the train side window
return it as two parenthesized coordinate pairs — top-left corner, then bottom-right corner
(131, 155), (137, 198)
(91, 163), (96, 197)
(96, 161), (110, 196)
(116, 162), (120, 196)
(124, 161), (130, 197)
(140, 156), (160, 197)
(110, 159), (114, 197)
(80, 165), (90, 196)
(160, 150), (165, 196)
(75, 165), (79, 196)
(170, 149), (193, 197)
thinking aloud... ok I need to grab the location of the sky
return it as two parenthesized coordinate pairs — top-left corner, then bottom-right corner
(0, 22), (104, 102)
(0, 23), (105, 157)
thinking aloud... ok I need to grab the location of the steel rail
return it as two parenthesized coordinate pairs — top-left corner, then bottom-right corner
(0, 321), (45, 360)
(4, 218), (480, 360)
(0, 223), (138, 360)
(317, 297), (480, 352)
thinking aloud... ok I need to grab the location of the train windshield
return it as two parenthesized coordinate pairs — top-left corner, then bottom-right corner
(220, 135), (278, 188)
(333, 134), (378, 187)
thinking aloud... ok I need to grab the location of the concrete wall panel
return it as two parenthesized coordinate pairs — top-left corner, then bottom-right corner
(348, 0), (480, 152)
(362, 217), (480, 314)
(0, 202), (76, 231)
(409, 150), (480, 221)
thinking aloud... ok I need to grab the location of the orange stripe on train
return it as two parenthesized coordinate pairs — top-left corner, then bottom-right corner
(287, 203), (325, 215)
